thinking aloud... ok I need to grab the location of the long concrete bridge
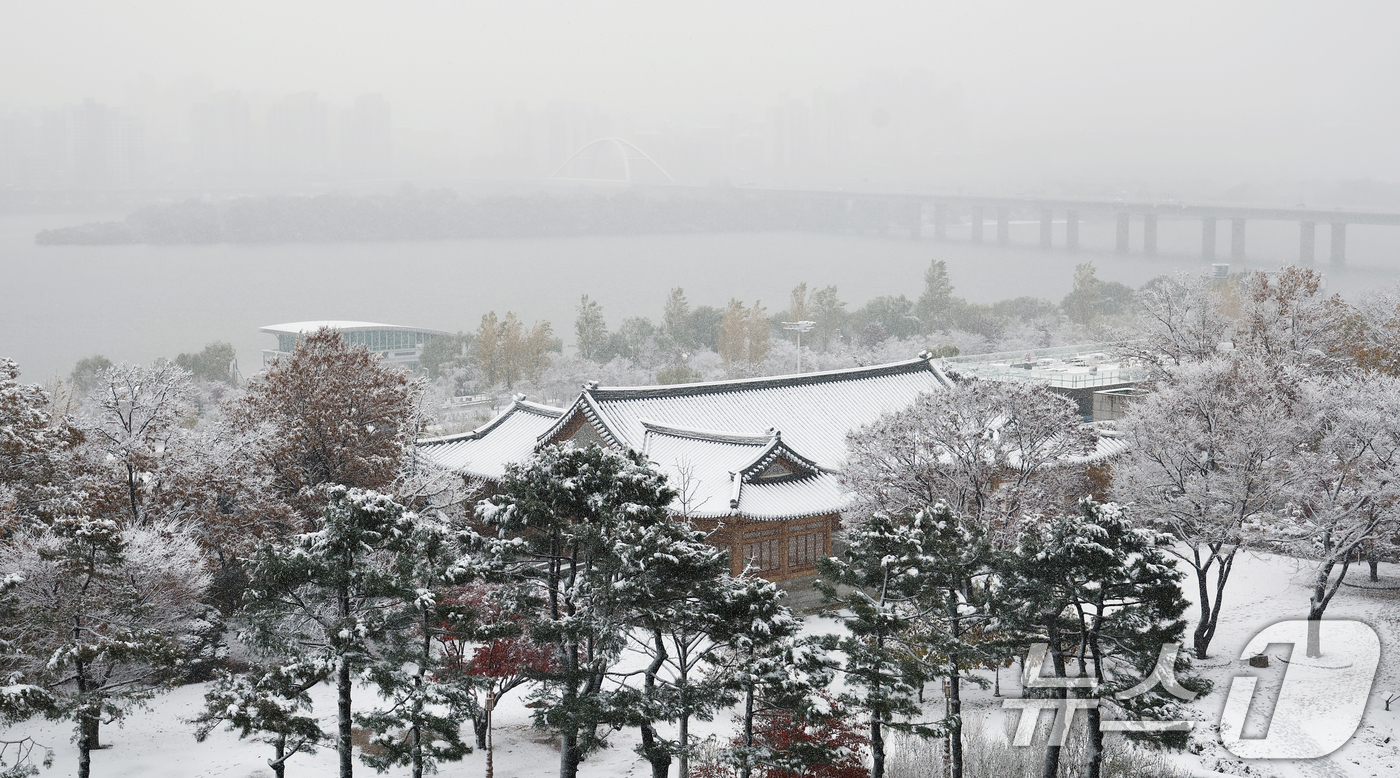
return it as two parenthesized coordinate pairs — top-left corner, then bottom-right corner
(713, 186), (1400, 265)
(919, 194), (1400, 265)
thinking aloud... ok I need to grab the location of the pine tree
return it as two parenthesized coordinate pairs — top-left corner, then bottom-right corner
(614, 533), (751, 778)
(194, 663), (326, 778)
(997, 501), (1201, 778)
(468, 443), (682, 778)
(239, 487), (419, 778)
(3, 516), (207, 778)
(356, 511), (474, 778)
(662, 287), (694, 358)
(817, 507), (984, 778)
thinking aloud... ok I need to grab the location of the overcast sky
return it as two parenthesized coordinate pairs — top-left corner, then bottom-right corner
(4, 1), (1399, 181)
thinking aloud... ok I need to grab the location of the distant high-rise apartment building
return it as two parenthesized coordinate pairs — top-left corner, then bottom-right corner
(70, 99), (144, 185)
(190, 91), (253, 180)
(339, 93), (392, 176)
(266, 93), (329, 178)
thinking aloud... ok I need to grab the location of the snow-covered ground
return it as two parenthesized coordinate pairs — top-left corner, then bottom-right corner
(4, 549), (1398, 778)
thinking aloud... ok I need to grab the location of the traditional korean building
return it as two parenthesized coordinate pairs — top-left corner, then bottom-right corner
(416, 352), (1126, 589)
(418, 354), (956, 585)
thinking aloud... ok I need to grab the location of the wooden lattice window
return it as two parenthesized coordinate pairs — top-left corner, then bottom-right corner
(787, 532), (825, 569)
(742, 538), (781, 571)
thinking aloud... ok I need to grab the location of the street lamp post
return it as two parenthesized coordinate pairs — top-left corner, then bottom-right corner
(781, 320), (816, 373)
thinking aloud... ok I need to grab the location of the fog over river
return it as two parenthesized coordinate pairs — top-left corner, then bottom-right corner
(5, 210), (1400, 383)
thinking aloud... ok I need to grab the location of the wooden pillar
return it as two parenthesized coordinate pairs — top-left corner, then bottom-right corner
(1299, 221), (1315, 263)
(1201, 217), (1217, 260)
(1143, 213), (1158, 257)
(971, 206), (984, 243)
(1230, 218), (1246, 259)
(1330, 223), (1347, 265)
(996, 206), (1010, 245)
(1040, 209), (1053, 249)
(933, 203), (947, 241)
(1115, 213), (1130, 254)
(1065, 210), (1079, 250)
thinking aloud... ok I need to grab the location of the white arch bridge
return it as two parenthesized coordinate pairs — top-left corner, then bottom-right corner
(548, 137), (674, 184)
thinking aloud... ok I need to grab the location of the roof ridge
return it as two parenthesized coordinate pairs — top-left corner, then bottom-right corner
(639, 419), (774, 445)
(419, 397), (564, 445)
(588, 356), (936, 400)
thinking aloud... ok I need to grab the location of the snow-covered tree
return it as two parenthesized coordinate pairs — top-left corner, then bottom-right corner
(996, 501), (1201, 778)
(842, 380), (1095, 542)
(2, 517), (209, 778)
(1, 571), (54, 778)
(470, 443), (719, 778)
(0, 358), (80, 528)
(696, 576), (832, 778)
(817, 504), (988, 778)
(239, 487), (418, 778)
(225, 328), (422, 523)
(1114, 357), (1304, 659)
(76, 361), (195, 526)
(613, 539), (766, 778)
(1248, 375), (1400, 656)
(355, 511), (474, 778)
(194, 662), (326, 778)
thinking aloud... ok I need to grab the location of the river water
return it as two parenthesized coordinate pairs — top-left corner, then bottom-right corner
(3, 211), (1399, 382)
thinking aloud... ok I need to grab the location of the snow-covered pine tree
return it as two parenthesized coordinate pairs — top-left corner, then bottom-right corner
(1, 571), (54, 778)
(193, 662), (326, 778)
(997, 500), (1202, 778)
(820, 503), (991, 778)
(468, 443), (684, 778)
(703, 575), (833, 778)
(239, 487), (418, 778)
(610, 521), (744, 778)
(355, 510), (473, 778)
(2, 516), (208, 778)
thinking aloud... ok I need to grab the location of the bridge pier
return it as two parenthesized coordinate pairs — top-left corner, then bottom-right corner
(1331, 223), (1347, 265)
(971, 206), (984, 243)
(1143, 213), (1158, 257)
(933, 204), (947, 240)
(1066, 210), (1079, 250)
(1202, 217), (1217, 259)
(1231, 219), (1246, 259)
(997, 207), (1010, 245)
(1040, 209), (1053, 249)
(910, 201), (923, 239)
(1299, 221), (1315, 263)
(1115, 213), (1130, 254)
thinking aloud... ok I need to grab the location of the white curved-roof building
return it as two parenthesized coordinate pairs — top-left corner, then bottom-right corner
(260, 321), (447, 371)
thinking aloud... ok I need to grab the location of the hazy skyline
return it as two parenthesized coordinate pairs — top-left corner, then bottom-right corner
(4, 1), (1399, 184)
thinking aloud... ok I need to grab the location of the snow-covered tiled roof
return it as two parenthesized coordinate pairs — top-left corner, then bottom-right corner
(640, 423), (839, 521)
(417, 399), (565, 481)
(543, 357), (955, 469)
(415, 355), (1130, 524)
